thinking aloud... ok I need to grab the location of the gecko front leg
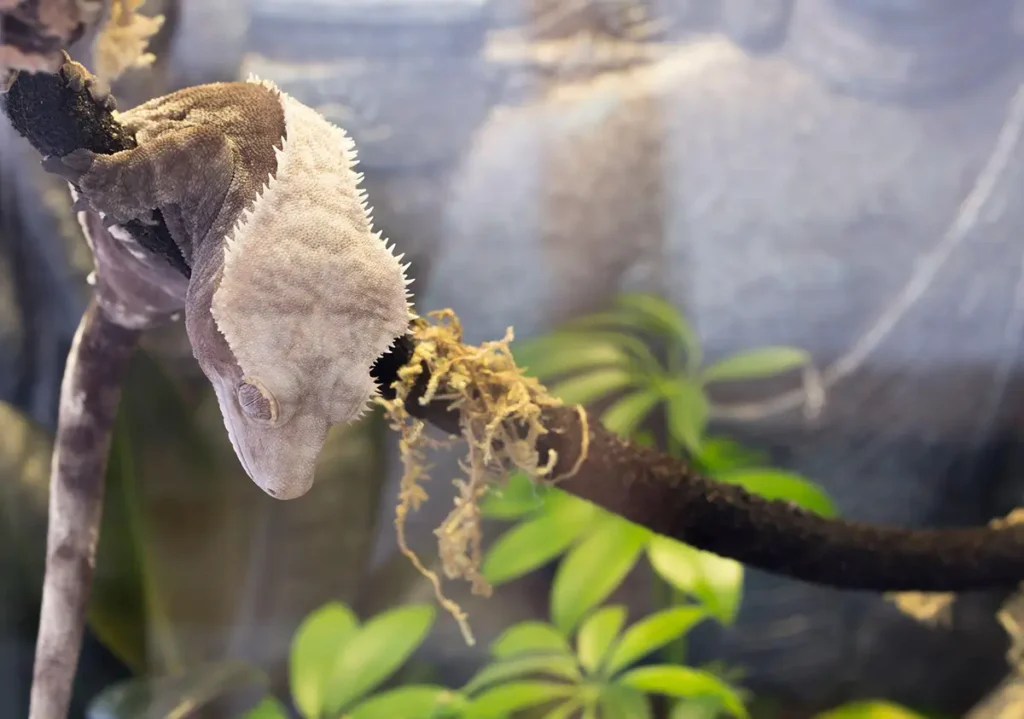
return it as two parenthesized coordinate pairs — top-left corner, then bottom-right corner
(42, 124), (235, 233)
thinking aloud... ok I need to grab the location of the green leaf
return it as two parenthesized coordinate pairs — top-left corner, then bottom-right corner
(576, 605), (627, 674)
(346, 686), (465, 719)
(606, 607), (708, 676)
(483, 500), (596, 586)
(647, 537), (743, 625)
(558, 329), (665, 375)
(544, 490), (598, 520)
(618, 665), (748, 718)
(543, 698), (585, 719)
(322, 604), (436, 715)
(290, 602), (359, 718)
(491, 622), (574, 659)
(480, 471), (546, 519)
(463, 654), (582, 695)
(244, 697), (290, 719)
(715, 469), (836, 517)
(601, 685), (653, 719)
(616, 294), (702, 368)
(696, 438), (768, 474)
(814, 701), (930, 719)
(87, 661), (268, 719)
(601, 389), (662, 438)
(664, 379), (709, 453)
(670, 696), (729, 719)
(513, 333), (637, 380)
(551, 516), (648, 634)
(548, 368), (638, 406)
(702, 347), (810, 383)
(463, 681), (578, 719)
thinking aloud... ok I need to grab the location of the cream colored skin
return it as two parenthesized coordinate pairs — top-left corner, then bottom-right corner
(49, 75), (414, 499)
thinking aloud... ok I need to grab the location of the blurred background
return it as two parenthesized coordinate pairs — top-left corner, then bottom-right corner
(4, 0), (1024, 716)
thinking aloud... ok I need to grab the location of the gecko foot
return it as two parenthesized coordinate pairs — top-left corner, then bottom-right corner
(58, 52), (116, 111)
(42, 148), (95, 184)
(44, 149), (151, 226)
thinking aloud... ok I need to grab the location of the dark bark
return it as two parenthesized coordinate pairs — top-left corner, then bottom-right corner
(371, 338), (1024, 592)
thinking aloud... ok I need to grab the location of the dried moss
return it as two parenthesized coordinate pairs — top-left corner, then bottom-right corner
(377, 310), (590, 644)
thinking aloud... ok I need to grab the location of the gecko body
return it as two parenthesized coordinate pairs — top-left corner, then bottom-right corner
(47, 73), (415, 499)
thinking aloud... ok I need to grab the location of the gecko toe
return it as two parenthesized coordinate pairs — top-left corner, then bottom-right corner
(42, 149), (97, 184)
(59, 56), (89, 94)
(87, 78), (115, 110)
(70, 195), (93, 214)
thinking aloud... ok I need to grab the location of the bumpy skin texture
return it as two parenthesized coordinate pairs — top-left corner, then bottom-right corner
(47, 77), (413, 499)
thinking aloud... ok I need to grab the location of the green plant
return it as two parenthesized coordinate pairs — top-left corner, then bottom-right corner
(459, 605), (747, 718)
(247, 602), (463, 719)
(475, 293), (833, 717)
(482, 294), (831, 636)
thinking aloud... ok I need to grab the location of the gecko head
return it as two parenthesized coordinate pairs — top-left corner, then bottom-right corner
(203, 363), (373, 500)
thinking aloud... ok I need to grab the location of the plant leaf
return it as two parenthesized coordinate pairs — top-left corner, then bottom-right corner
(243, 697), (290, 719)
(814, 701), (930, 719)
(491, 622), (574, 659)
(715, 469), (836, 517)
(323, 604), (436, 715)
(290, 602), (359, 718)
(696, 437), (768, 474)
(601, 389), (662, 438)
(618, 665), (748, 718)
(463, 654), (582, 695)
(543, 698), (585, 719)
(601, 685), (653, 719)
(87, 661), (268, 719)
(480, 471), (547, 519)
(462, 681), (578, 719)
(346, 686), (465, 719)
(664, 379), (709, 453)
(606, 607), (708, 676)
(616, 294), (702, 368)
(551, 516), (648, 634)
(647, 537), (743, 625)
(702, 347), (810, 383)
(548, 368), (637, 406)
(513, 333), (637, 379)
(576, 605), (627, 674)
(483, 500), (595, 585)
(670, 696), (729, 719)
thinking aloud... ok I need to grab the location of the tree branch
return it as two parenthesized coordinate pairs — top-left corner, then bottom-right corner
(30, 298), (139, 719)
(371, 336), (1024, 592)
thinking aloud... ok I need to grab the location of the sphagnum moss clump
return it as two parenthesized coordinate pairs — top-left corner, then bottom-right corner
(377, 309), (589, 644)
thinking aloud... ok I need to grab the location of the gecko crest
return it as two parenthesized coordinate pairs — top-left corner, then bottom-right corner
(209, 76), (415, 497)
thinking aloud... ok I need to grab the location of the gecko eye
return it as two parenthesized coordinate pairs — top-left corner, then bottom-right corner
(237, 379), (278, 423)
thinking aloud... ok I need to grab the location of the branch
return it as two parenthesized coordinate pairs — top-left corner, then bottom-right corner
(30, 298), (139, 719)
(372, 328), (1024, 594)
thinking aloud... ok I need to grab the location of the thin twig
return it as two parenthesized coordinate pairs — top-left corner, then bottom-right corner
(29, 298), (139, 719)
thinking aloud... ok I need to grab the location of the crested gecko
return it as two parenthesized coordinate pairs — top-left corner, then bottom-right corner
(45, 65), (416, 499)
